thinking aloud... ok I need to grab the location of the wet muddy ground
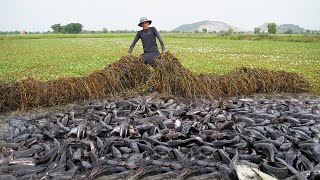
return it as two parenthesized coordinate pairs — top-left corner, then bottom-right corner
(0, 93), (320, 179)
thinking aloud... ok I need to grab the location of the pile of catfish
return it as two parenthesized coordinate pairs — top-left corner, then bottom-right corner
(1, 94), (320, 180)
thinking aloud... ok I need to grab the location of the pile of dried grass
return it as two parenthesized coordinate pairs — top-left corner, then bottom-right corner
(0, 52), (310, 113)
(151, 52), (211, 97)
(0, 82), (20, 112)
(152, 52), (310, 98)
(0, 55), (150, 112)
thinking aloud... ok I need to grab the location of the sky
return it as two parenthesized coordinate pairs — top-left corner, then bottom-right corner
(0, 0), (319, 32)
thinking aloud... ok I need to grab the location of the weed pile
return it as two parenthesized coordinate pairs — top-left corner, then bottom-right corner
(152, 52), (309, 98)
(0, 55), (150, 112)
(0, 52), (310, 112)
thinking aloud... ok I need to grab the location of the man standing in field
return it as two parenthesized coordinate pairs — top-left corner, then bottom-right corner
(128, 17), (167, 65)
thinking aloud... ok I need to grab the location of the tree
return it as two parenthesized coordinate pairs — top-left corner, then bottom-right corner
(202, 28), (207, 33)
(194, 29), (200, 33)
(51, 24), (64, 34)
(102, 28), (108, 33)
(254, 27), (261, 34)
(64, 23), (83, 34)
(267, 23), (277, 34)
(227, 28), (234, 35)
(284, 29), (293, 34)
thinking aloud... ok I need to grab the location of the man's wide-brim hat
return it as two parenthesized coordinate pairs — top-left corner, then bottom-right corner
(138, 17), (152, 27)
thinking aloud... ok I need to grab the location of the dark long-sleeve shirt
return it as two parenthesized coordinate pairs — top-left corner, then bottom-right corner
(128, 27), (166, 54)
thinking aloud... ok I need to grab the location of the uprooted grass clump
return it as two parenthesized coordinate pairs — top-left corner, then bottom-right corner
(0, 52), (311, 112)
(0, 55), (150, 112)
(152, 52), (310, 98)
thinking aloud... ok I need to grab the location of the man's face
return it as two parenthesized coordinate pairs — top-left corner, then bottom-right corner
(141, 22), (149, 30)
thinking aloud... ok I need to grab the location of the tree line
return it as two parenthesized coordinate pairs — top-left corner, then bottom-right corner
(51, 23), (139, 34)
(253, 23), (319, 35)
(1, 22), (319, 35)
(253, 23), (277, 34)
(51, 23), (83, 34)
(195, 23), (319, 35)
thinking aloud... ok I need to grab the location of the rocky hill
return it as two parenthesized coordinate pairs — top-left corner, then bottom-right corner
(278, 24), (305, 33)
(258, 23), (305, 33)
(171, 20), (240, 32)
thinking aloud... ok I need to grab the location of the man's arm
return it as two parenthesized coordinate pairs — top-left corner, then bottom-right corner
(153, 27), (166, 52)
(128, 32), (140, 54)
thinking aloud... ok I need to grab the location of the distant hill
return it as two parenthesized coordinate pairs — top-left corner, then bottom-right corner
(171, 20), (241, 33)
(277, 24), (305, 33)
(258, 23), (305, 33)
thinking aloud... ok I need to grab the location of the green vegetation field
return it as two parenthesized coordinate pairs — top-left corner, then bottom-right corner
(1, 34), (320, 93)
